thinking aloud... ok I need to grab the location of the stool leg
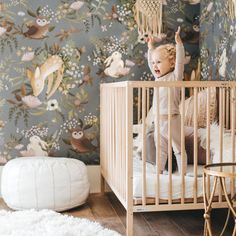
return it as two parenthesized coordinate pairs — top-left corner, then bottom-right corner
(233, 222), (236, 236)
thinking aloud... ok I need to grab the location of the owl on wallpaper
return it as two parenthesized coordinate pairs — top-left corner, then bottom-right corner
(24, 17), (49, 39)
(70, 129), (98, 153)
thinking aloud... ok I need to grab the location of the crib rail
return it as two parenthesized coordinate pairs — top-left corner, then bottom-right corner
(100, 81), (236, 234)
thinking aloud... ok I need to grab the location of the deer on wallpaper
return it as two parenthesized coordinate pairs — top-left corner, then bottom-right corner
(26, 55), (64, 99)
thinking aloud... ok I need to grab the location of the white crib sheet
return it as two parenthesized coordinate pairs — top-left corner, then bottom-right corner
(133, 157), (231, 200)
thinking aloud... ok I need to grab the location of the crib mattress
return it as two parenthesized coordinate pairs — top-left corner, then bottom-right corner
(133, 157), (231, 200)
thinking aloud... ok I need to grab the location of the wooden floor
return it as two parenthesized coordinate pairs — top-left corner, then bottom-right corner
(0, 193), (234, 235)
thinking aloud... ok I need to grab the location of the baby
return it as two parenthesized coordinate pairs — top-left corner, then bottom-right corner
(147, 27), (187, 174)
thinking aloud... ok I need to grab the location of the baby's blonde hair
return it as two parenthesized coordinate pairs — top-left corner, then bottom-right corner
(154, 44), (176, 66)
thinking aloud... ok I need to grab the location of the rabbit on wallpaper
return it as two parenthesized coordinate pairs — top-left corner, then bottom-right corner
(20, 135), (48, 157)
(219, 48), (228, 78)
(104, 51), (130, 78)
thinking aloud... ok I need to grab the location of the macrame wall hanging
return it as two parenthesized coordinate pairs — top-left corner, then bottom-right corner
(229, 0), (236, 19)
(133, 0), (167, 37)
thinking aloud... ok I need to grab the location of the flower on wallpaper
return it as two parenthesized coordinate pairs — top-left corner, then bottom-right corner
(21, 52), (35, 61)
(47, 99), (61, 111)
(230, 25), (235, 36)
(17, 11), (25, 16)
(14, 144), (24, 150)
(101, 25), (107, 32)
(0, 156), (7, 165)
(0, 27), (6, 36)
(232, 41), (236, 53)
(125, 59), (135, 67)
(70, 1), (84, 10)
(0, 120), (5, 129)
(206, 2), (213, 12)
(22, 95), (42, 108)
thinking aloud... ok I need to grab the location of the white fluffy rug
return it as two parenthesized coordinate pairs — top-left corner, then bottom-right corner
(0, 209), (121, 236)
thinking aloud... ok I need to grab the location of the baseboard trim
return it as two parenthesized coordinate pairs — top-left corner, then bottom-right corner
(0, 165), (102, 197)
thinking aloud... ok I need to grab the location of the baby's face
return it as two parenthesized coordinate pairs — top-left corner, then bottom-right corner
(151, 50), (173, 78)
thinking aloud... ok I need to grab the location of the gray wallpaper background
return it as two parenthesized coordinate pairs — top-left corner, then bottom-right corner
(0, 0), (201, 165)
(200, 0), (236, 80)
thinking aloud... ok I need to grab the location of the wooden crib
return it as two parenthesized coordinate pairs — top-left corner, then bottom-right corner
(100, 81), (236, 236)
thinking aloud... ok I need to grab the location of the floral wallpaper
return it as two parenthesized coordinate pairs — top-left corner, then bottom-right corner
(200, 1), (236, 80)
(0, 0), (199, 165)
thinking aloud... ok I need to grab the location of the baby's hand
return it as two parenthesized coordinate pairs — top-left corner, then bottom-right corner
(175, 26), (183, 44)
(146, 36), (155, 49)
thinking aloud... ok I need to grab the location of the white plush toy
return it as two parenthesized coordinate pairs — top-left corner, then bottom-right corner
(104, 51), (130, 78)
(20, 135), (48, 157)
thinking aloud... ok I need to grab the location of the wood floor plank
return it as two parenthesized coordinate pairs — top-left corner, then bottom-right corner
(63, 201), (95, 221)
(168, 210), (204, 235)
(107, 193), (157, 236)
(88, 193), (126, 235)
(142, 211), (186, 236)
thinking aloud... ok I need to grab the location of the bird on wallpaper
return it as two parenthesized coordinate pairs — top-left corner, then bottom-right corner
(24, 17), (49, 39)
(70, 129), (98, 153)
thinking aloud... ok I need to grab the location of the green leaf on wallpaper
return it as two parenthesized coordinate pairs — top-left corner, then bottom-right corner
(36, 7), (41, 16)
(101, 6), (106, 12)
(27, 10), (37, 18)
(30, 110), (46, 116)
(94, 15), (101, 26)
(49, 26), (55, 32)
(91, 3), (97, 8)
(78, 118), (83, 128)
(62, 138), (71, 145)
(83, 124), (93, 130)
(0, 99), (5, 107)
(52, 130), (59, 141)
(56, 110), (65, 122)
(68, 110), (74, 120)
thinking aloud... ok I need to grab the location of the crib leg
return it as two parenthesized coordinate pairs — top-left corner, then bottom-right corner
(100, 174), (105, 194)
(126, 209), (133, 236)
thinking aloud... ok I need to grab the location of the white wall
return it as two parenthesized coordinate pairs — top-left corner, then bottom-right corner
(0, 165), (102, 197)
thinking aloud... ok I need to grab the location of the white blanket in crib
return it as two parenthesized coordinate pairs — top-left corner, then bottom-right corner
(133, 157), (232, 199)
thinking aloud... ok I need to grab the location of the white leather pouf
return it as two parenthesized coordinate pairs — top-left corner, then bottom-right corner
(1, 157), (90, 211)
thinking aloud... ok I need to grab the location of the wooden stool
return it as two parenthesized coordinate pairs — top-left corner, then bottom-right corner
(203, 163), (236, 236)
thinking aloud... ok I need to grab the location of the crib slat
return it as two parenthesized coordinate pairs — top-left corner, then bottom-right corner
(117, 88), (122, 199)
(206, 87), (211, 199)
(123, 88), (126, 200)
(231, 87), (236, 197)
(219, 88), (224, 203)
(146, 88), (150, 116)
(168, 88), (173, 205)
(108, 89), (111, 183)
(181, 87), (185, 204)
(126, 85), (133, 236)
(226, 88), (230, 129)
(138, 88), (141, 124)
(155, 87), (161, 206)
(112, 89), (115, 188)
(142, 87), (147, 206)
(193, 88), (198, 203)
